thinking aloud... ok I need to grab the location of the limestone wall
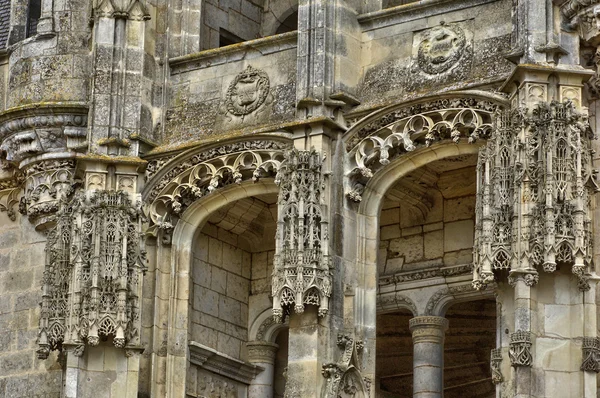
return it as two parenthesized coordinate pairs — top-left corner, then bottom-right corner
(0, 212), (62, 397)
(357, 0), (513, 107)
(164, 37), (297, 150)
(377, 166), (476, 276)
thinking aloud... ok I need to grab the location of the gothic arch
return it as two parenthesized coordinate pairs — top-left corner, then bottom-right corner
(249, 308), (289, 343)
(162, 179), (281, 397)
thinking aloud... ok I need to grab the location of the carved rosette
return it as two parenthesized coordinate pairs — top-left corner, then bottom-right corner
(473, 101), (596, 290)
(491, 348), (503, 384)
(37, 190), (146, 359)
(581, 337), (600, 373)
(272, 149), (332, 322)
(508, 330), (533, 367)
(18, 160), (78, 229)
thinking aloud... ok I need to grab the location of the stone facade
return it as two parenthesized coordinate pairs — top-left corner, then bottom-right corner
(1, 0), (600, 397)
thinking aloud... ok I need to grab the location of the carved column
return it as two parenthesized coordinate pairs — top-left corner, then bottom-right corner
(409, 316), (449, 398)
(247, 342), (279, 398)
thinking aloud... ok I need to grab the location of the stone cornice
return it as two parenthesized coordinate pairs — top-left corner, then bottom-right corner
(188, 342), (264, 384)
(169, 31), (298, 74)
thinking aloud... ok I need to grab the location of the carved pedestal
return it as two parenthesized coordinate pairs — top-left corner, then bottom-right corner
(409, 316), (449, 398)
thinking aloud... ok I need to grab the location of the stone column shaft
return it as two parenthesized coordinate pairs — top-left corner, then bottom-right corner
(409, 316), (449, 398)
(247, 341), (279, 398)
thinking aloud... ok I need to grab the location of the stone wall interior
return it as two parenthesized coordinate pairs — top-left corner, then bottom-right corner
(2, 0), (600, 397)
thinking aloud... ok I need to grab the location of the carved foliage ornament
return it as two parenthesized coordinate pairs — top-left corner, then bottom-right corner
(225, 66), (270, 120)
(37, 191), (146, 359)
(272, 149), (332, 322)
(473, 101), (596, 290)
(417, 23), (466, 75)
(491, 348), (503, 383)
(346, 98), (496, 202)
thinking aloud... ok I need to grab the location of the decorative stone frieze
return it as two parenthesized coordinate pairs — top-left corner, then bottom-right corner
(508, 330), (533, 367)
(346, 97), (499, 202)
(491, 348), (503, 384)
(322, 334), (369, 398)
(19, 160), (78, 229)
(581, 337), (600, 372)
(272, 149), (332, 322)
(37, 191), (146, 359)
(146, 141), (289, 236)
(473, 101), (597, 290)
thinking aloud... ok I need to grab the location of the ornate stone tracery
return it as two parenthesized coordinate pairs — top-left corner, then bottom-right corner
(581, 336), (600, 372)
(37, 190), (146, 359)
(146, 141), (289, 236)
(345, 97), (499, 202)
(473, 101), (597, 290)
(271, 149), (332, 322)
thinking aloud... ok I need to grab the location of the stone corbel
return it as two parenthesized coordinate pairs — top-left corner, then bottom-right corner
(581, 337), (600, 372)
(508, 330), (533, 367)
(490, 348), (504, 384)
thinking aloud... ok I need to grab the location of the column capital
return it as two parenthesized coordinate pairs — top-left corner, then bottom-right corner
(409, 316), (449, 344)
(246, 341), (279, 365)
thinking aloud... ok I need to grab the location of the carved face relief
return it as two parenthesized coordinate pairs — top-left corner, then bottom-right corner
(417, 24), (466, 74)
(225, 66), (270, 119)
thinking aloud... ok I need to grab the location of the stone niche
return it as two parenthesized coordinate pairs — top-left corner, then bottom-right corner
(378, 155), (477, 276)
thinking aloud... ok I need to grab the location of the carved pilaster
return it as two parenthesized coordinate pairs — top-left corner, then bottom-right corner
(509, 330), (533, 367)
(491, 348), (504, 384)
(581, 337), (600, 373)
(272, 149), (332, 322)
(37, 190), (146, 359)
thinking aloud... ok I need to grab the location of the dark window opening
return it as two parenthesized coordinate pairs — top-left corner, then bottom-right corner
(219, 28), (244, 47)
(26, 0), (41, 37)
(276, 11), (298, 34)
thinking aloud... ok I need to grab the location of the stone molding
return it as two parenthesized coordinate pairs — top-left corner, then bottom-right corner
(379, 264), (472, 287)
(508, 330), (533, 367)
(409, 316), (449, 344)
(188, 341), (264, 385)
(377, 292), (418, 316)
(246, 341), (279, 365)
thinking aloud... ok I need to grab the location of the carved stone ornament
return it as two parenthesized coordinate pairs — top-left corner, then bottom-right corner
(581, 336), (600, 372)
(346, 97), (498, 202)
(491, 348), (504, 384)
(37, 190), (146, 359)
(146, 140), (290, 238)
(321, 334), (370, 398)
(19, 160), (78, 229)
(473, 101), (597, 290)
(417, 22), (467, 74)
(225, 66), (270, 120)
(271, 149), (332, 322)
(508, 330), (533, 367)
(0, 159), (24, 221)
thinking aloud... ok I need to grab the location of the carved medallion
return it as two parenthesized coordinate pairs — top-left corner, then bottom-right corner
(225, 66), (270, 120)
(417, 23), (466, 74)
